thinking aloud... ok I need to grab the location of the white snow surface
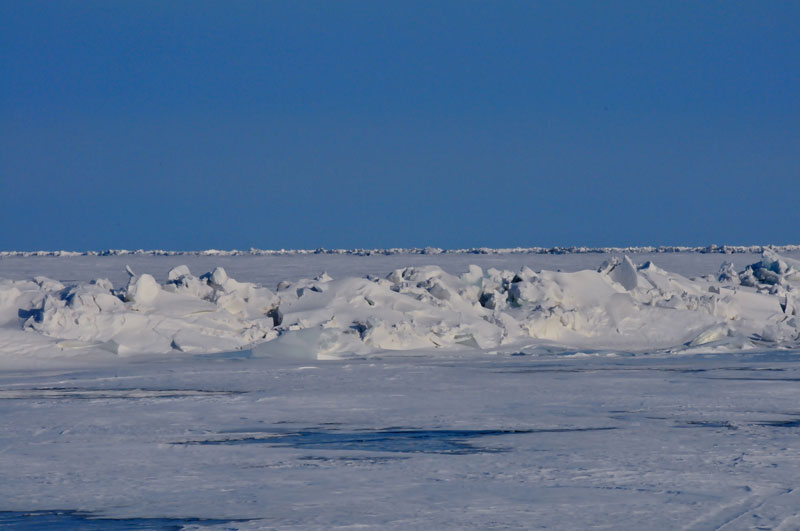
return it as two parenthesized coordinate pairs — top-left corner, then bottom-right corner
(1, 251), (798, 365)
(3, 252), (800, 529)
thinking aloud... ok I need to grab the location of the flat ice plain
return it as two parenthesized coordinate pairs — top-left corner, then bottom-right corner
(1, 248), (800, 529)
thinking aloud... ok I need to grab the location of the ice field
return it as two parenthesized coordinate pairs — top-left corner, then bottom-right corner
(1, 249), (800, 529)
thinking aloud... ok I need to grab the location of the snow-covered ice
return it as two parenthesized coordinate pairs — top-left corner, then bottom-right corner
(1, 250), (800, 529)
(1, 250), (798, 364)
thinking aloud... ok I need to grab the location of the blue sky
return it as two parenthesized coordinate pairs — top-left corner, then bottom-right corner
(1, 1), (798, 251)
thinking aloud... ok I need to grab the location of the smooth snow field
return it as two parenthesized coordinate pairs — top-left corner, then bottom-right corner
(1, 251), (800, 529)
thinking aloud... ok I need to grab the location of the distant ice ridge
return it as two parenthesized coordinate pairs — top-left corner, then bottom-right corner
(2, 244), (800, 257)
(0, 251), (798, 361)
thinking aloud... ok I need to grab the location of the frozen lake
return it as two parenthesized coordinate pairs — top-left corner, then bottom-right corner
(1, 252), (800, 529)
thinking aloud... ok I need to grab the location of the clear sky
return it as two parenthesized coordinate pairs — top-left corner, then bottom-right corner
(1, 1), (798, 251)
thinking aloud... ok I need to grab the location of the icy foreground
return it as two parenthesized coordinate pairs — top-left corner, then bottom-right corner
(1, 250), (798, 364)
(2, 252), (800, 529)
(3, 350), (800, 529)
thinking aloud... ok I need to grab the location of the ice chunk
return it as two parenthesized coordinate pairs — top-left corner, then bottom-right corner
(167, 265), (192, 281)
(688, 323), (731, 347)
(740, 251), (800, 287)
(125, 274), (160, 305)
(600, 256), (638, 291)
(209, 267), (229, 286)
(717, 262), (738, 283)
(460, 265), (484, 285)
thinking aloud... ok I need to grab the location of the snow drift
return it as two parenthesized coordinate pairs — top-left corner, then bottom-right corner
(1, 251), (798, 361)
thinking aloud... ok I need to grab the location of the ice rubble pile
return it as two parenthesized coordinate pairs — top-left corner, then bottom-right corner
(0, 251), (798, 359)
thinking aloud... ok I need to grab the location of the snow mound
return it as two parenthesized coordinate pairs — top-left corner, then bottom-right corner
(12, 266), (278, 356)
(1, 253), (798, 361)
(738, 249), (800, 287)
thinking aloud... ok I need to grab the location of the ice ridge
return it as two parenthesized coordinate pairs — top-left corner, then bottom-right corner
(2, 244), (800, 258)
(1, 252), (798, 361)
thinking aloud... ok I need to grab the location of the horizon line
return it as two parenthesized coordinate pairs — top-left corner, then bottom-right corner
(2, 244), (799, 258)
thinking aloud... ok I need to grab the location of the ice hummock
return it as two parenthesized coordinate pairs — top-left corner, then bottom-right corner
(0, 252), (798, 362)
